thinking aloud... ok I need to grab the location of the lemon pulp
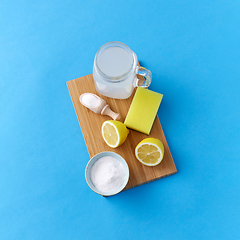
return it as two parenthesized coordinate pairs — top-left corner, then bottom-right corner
(101, 120), (129, 148)
(135, 138), (164, 166)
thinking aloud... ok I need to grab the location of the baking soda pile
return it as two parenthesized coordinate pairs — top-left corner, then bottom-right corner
(81, 94), (101, 108)
(90, 156), (126, 193)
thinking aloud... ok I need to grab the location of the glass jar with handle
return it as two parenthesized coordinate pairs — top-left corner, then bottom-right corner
(93, 41), (152, 99)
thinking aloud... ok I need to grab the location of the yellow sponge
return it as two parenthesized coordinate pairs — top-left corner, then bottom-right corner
(124, 87), (163, 135)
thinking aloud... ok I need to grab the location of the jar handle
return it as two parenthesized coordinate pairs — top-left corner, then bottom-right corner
(133, 66), (152, 88)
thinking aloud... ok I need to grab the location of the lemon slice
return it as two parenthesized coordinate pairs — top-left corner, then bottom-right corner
(135, 138), (164, 166)
(101, 120), (129, 148)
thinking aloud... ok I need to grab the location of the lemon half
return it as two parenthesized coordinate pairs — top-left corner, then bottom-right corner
(135, 138), (164, 166)
(101, 120), (129, 148)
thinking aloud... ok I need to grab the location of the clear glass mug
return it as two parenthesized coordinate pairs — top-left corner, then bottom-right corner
(93, 41), (152, 99)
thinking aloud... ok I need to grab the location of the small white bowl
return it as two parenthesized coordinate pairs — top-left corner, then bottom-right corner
(85, 152), (129, 196)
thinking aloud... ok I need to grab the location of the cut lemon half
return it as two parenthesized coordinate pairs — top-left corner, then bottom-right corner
(135, 138), (164, 166)
(101, 120), (129, 148)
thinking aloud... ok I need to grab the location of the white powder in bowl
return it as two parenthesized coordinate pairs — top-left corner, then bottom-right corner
(90, 156), (126, 193)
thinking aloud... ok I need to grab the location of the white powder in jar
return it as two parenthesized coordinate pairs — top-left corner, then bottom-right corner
(90, 156), (126, 193)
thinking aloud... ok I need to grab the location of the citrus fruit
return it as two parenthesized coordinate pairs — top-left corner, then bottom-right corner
(135, 138), (164, 166)
(101, 120), (129, 148)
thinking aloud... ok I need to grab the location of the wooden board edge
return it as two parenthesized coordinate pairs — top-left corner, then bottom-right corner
(66, 79), (91, 157)
(123, 169), (177, 191)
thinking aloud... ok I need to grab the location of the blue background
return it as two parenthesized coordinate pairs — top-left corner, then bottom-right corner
(1, 0), (240, 239)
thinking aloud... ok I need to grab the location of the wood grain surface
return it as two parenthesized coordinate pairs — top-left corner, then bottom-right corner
(67, 74), (177, 191)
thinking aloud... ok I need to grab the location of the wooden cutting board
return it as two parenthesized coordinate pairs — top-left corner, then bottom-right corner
(67, 74), (177, 191)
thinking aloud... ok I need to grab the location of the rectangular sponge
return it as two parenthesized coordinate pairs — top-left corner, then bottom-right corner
(124, 87), (163, 135)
